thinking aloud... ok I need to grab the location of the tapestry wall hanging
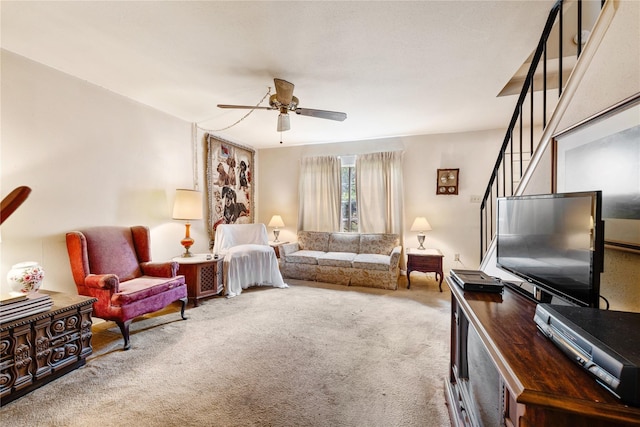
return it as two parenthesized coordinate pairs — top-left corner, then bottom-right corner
(205, 134), (255, 238)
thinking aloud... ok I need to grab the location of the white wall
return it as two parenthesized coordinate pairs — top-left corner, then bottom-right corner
(1, 51), (210, 295)
(257, 130), (505, 273)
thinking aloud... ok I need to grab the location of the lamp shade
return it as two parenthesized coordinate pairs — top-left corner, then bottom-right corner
(410, 217), (432, 232)
(268, 215), (285, 228)
(172, 189), (203, 220)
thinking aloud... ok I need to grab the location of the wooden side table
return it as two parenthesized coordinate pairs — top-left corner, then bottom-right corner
(406, 248), (444, 291)
(172, 254), (223, 307)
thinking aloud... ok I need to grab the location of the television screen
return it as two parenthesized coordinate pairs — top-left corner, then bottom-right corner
(496, 191), (604, 307)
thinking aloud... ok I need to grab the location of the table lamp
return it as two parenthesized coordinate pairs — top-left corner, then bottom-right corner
(268, 215), (285, 242)
(410, 216), (432, 250)
(172, 189), (203, 257)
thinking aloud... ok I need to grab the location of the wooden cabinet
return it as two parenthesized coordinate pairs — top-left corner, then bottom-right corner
(0, 291), (96, 406)
(406, 248), (443, 291)
(173, 255), (223, 306)
(445, 277), (640, 426)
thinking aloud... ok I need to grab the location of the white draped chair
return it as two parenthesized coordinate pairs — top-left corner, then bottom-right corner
(213, 223), (288, 297)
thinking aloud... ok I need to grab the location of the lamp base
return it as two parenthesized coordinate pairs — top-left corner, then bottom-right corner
(181, 248), (194, 257)
(417, 234), (426, 250)
(181, 238), (194, 257)
(273, 229), (280, 243)
(181, 222), (195, 257)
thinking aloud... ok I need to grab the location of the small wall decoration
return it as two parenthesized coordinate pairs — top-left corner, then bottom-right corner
(437, 168), (459, 195)
(205, 134), (255, 238)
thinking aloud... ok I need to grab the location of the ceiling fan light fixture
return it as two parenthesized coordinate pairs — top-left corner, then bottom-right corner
(277, 112), (290, 132)
(219, 78), (346, 133)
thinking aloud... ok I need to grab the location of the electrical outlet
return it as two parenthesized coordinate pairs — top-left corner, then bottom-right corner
(454, 253), (460, 262)
(470, 195), (482, 203)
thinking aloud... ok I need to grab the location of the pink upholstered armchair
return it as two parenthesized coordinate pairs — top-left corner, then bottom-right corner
(66, 226), (188, 350)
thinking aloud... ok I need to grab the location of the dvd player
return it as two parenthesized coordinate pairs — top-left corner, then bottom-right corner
(449, 269), (503, 293)
(534, 303), (640, 406)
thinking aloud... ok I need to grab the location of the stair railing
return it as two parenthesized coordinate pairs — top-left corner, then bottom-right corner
(479, 0), (604, 262)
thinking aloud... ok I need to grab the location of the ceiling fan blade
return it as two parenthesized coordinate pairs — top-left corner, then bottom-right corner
(295, 108), (347, 122)
(217, 104), (275, 110)
(274, 78), (295, 106)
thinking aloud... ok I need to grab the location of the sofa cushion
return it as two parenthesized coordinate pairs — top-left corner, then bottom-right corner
(297, 231), (330, 252)
(318, 252), (357, 268)
(328, 233), (360, 253)
(285, 250), (325, 265)
(352, 253), (391, 271)
(359, 233), (399, 255)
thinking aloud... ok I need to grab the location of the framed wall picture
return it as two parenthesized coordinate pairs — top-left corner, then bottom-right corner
(205, 134), (255, 237)
(552, 93), (640, 253)
(437, 168), (459, 195)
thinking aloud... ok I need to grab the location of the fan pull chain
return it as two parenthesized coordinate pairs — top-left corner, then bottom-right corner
(202, 87), (271, 132)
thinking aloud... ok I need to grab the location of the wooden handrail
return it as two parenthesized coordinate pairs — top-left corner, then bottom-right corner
(1, 186), (32, 225)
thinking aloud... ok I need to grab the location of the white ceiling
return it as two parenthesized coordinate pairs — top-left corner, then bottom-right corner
(1, 0), (557, 149)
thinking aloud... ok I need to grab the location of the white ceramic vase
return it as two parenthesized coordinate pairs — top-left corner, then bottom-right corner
(7, 261), (45, 294)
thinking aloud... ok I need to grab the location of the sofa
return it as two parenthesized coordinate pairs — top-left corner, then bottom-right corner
(280, 231), (402, 290)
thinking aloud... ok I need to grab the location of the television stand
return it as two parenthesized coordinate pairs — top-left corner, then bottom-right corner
(445, 277), (640, 426)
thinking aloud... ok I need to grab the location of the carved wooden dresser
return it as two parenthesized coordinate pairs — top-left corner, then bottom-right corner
(1, 291), (96, 406)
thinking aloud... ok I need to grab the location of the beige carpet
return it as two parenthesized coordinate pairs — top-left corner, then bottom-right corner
(1, 276), (452, 427)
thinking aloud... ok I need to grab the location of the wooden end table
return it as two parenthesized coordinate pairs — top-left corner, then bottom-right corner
(406, 248), (444, 291)
(172, 254), (223, 306)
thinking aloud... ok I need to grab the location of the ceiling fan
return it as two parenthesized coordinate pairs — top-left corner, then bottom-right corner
(217, 78), (347, 132)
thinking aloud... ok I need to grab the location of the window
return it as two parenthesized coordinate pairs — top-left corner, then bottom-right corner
(340, 156), (358, 232)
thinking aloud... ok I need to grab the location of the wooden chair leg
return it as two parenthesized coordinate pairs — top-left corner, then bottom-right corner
(179, 297), (188, 320)
(117, 320), (132, 351)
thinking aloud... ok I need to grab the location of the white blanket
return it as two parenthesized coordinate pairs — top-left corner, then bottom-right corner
(213, 224), (288, 297)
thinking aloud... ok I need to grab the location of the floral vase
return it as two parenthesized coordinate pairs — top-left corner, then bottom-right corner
(7, 261), (45, 294)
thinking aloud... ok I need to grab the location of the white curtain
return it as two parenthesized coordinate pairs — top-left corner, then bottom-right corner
(298, 156), (341, 232)
(356, 151), (404, 235)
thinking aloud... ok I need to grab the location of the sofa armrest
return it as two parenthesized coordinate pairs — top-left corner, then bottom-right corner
(85, 273), (119, 291)
(140, 261), (178, 278)
(389, 246), (402, 270)
(279, 242), (300, 260)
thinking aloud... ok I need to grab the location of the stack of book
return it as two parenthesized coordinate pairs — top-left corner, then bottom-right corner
(0, 292), (53, 324)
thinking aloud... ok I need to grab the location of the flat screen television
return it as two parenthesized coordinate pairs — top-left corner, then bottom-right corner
(496, 191), (604, 308)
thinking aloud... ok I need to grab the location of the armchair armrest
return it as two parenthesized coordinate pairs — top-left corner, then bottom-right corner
(85, 274), (119, 291)
(140, 261), (178, 278)
(389, 246), (402, 271)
